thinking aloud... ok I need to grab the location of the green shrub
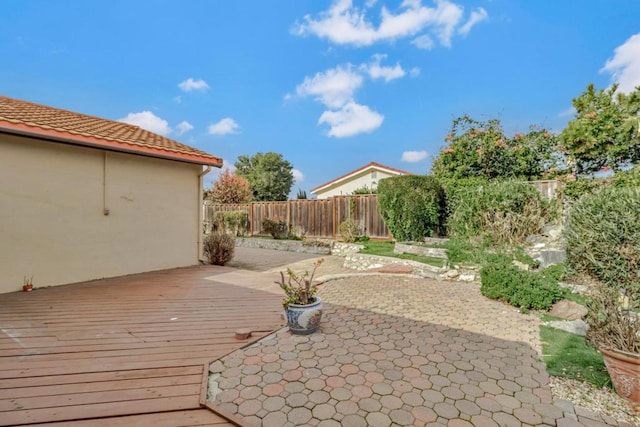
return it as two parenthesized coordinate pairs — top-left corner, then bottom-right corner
(540, 263), (568, 282)
(262, 218), (288, 239)
(560, 177), (610, 203)
(565, 187), (640, 286)
(480, 261), (566, 311)
(213, 210), (249, 236)
(203, 233), (236, 265)
(613, 164), (640, 188)
(565, 187), (640, 353)
(447, 180), (549, 246)
(339, 219), (360, 243)
(377, 175), (446, 241)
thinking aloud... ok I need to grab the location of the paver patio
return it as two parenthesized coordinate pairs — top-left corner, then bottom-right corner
(208, 274), (633, 427)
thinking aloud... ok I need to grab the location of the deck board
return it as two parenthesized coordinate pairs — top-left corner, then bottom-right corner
(0, 265), (283, 426)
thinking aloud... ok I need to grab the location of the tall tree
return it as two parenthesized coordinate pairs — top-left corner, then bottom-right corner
(560, 83), (640, 175)
(205, 169), (253, 203)
(234, 152), (294, 201)
(431, 115), (559, 181)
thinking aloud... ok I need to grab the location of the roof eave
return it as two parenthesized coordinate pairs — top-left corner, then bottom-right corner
(0, 121), (223, 167)
(310, 164), (410, 194)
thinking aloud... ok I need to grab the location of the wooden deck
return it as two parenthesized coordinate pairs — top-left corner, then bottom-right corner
(0, 266), (284, 426)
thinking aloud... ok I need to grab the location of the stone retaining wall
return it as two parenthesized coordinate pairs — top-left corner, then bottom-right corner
(344, 253), (446, 279)
(235, 238), (332, 255)
(394, 242), (448, 259)
(331, 242), (364, 257)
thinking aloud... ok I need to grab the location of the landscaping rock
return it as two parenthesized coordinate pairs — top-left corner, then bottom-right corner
(512, 260), (531, 271)
(549, 300), (587, 320)
(540, 249), (567, 268)
(545, 319), (588, 336)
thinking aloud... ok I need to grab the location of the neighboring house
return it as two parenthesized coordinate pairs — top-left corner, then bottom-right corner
(0, 96), (222, 294)
(310, 161), (411, 199)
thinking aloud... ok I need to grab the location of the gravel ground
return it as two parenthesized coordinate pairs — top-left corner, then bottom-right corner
(549, 376), (640, 425)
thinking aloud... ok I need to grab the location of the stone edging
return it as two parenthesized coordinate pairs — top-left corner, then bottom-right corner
(394, 242), (448, 259)
(235, 237), (332, 255)
(344, 253), (478, 283)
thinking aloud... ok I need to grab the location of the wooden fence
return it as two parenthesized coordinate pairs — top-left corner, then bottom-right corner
(203, 195), (391, 240)
(203, 180), (560, 241)
(527, 179), (560, 200)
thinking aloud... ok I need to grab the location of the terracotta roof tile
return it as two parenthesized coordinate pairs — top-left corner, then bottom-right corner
(0, 96), (222, 166)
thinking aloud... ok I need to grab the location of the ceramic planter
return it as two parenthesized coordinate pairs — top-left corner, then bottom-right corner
(600, 346), (640, 403)
(284, 296), (322, 335)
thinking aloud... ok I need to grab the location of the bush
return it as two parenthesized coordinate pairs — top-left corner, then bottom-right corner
(560, 177), (610, 203)
(540, 263), (568, 282)
(213, 210), (249, 236)
(262, 218), (288, 239)
(480, 261), (566, 311)
(564, 186), (640, 353)
(565, 187), (640, 287)
(447, 180), (550, 246)
(377, 175), (446, 241)
(339, 219), (360, 243)
(613, 164), (640, 189)
(203, 233), (236, 265)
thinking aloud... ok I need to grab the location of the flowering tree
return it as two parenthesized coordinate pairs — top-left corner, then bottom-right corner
(560, 83), (640, 175)
(205, 169), (253, 204)
(431, 115), (559, 181)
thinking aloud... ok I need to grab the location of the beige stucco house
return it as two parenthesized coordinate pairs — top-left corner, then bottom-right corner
(310, 162), (411, 199)
(0, 96), (222, 294)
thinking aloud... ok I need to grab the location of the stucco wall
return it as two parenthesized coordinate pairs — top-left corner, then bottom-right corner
(0, 134), (202, 293)
(315, 170), (398, 199)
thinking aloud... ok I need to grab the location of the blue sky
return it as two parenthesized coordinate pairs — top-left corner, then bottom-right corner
(2, 0), (640, 196)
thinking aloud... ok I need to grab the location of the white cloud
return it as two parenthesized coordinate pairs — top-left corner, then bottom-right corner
(409, 66), (421, 77)
(361, 54), (406, 82)
(558, 107), (576, 118)
(601, 33), (640, 94)
(318, 101), (384, 137)
(173, 95), (182, 104)
(118, 111), (172, 135)
(208, 118), (240, 135)
(178, 78), (210, 92)
(294, 0), (481, 48)
(458, 7), (488, 36)
(401, 150), (428, 162)
(411, 34), (434, 50)
(176, 120), (194, 136)
(292, 169), (305, 183)
(295, 65), (363, 108)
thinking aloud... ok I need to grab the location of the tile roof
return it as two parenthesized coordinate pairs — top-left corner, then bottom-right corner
(0, 96), (222, 166)
(310, 161), (412, 194)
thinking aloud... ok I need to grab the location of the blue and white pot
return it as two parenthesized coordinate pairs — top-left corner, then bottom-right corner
(284, 296), (323, 335)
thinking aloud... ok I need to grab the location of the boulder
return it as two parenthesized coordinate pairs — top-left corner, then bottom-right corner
(548, 300), (587, 320)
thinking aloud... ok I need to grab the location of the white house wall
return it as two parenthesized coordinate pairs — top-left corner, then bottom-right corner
(315, 171), (398, 199)
(0, 134), (202, 294)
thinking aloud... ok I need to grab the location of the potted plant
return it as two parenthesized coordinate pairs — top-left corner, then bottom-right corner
(276, 258), (324, 335)
(565, 187), (640, 403)
(22, 276), (33, 292)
